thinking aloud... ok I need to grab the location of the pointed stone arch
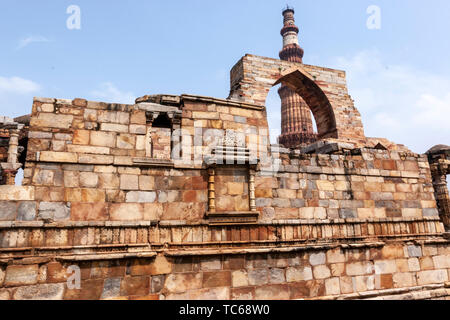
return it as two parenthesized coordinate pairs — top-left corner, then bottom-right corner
(274, 68), (337, 139)
(228, 54), (366, 144)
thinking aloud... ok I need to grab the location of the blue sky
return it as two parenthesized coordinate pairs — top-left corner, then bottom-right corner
(0, 0), (449, 154)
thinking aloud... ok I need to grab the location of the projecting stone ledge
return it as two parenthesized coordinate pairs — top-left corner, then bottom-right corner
(300, 140), (356, 154)
(132, 158), (174, 168)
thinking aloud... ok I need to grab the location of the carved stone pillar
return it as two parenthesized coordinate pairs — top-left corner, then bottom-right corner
(0, 129), (22, 185)
(208, 167), (216, 213)
(249, 169), (256, 212)
(430, 162), (450, 229)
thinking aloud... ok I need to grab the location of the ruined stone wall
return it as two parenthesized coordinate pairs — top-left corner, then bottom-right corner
(1, 242), (449, 300)
(0, 68), (448, 300)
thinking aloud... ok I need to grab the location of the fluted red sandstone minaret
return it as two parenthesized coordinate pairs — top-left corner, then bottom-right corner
(278, 6), (317, 148)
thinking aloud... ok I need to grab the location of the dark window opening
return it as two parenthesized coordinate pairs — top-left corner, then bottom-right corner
(152, 113), (172, 129)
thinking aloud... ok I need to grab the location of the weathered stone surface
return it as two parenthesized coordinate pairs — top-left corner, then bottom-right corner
(4, 265), (39, 286)
(286, 267), (312, 282)
(110, 203), (144, 221)
(0, 202), (17, 221)
(325, 277), (341, 296)
(17, 202), (37, 221)
(164, 273), (202, 294)
(309, 252), (326, 266)
(232, 270), (249, 287)
(248, 269), (269, 286)
(120, 175), (139, 190)
(0, 186), (35, 201)
(407, 245), (422, 258)
(255, 284), (289, 300)
(346, 262), (373, 276)
(101, 278), (121, 300)
(416, 270), (448, 285)
(13, 283), (64, 300)
(38, 202), (71, 221)
(126, 191), (157, 203)
(71, 203), (108, 221)
(313, 265), (331, 280)
(203, 271), (231, 288)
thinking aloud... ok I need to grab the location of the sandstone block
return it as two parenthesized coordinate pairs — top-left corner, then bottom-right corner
(71, 203), (108, 221)
(101, 278), (121, 300)
(67, 145), (110, 155)
(392, 272), (416, 288)
(17, 202), (37, 221)
(346, 262), (373, 276)
(40, 151), (77, 163)
(38, 202), (70, 221)
(130, 125), (146, 134)
(5, 265), (39, 286)
(248, 269), (269, 286)
(118, 276), (150, 297)
(407, 245), (422, 258)
(110, 203), (144, 221)
(151, 275), (165, 294)
(126, 191), (157, 203)
(73, 130), (90, 145)
(269, 268), (285, 284)
(13, 283), (64, 300)
(313, 265), (331, 280)
(0, 202), (17, 221)
(286, 267), (312, 282)
(90, 131), (116, 147)
(203, 271), (231, 288)
(309, 252), (326, 266)
(325, 277), (341, 296)
(78, 154), (114, 165)
(79, 172), (99, 188)
(164, 273), (202, 294)
(100, 123), (128, 133)
(316, 180), (334, 191)
(416, 270), (448, 285)
(98, 110), (129, 124)
(374, 260), (397, 275)
(117, 134), (136, 149)
(231, 270), (248, 287)
(231, 287), (254, 300)
(255, 284), (289, 300)
(98, 173), (120, 190)
(120, 174), (139, 190)
(201, 257), (221, 271)
(432, 255), (450, 269)
(189, 287), (230, 300)
(327, 248), (346, 264)
(31, 113), (73, 129)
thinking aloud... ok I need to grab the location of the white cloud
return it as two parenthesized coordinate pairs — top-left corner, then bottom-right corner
(332, 49), (450, 154)
(17, 35), (50, 50)
(90, 82), (136, 104)
(0, 76), (40, 116)
(0, 76), (41, 94)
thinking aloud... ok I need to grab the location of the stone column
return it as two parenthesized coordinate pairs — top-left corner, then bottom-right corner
(249, 169), (256, 212)
(208, 167), (216, 213)
(431, 162), (450, 229)
(171, 112), (182, 161)
(0, 129), (22, 185)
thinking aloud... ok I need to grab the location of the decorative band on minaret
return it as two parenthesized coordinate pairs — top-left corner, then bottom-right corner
(278, 6), (317, 148)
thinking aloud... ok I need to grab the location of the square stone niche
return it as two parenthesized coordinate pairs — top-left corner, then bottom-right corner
(205, 142), (259, 226)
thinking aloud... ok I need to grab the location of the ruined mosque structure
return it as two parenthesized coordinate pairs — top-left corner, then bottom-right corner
(0, 7), (449, 300)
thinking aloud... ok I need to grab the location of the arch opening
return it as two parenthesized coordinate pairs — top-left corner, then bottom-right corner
(273, 69), (338, 140)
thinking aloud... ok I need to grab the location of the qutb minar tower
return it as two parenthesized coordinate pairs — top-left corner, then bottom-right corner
(278, 6), (317, 148)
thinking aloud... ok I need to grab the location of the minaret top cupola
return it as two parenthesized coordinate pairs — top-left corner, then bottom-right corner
(279, 6), (304, 63)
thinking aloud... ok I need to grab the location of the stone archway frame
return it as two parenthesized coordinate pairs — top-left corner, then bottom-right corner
(274, 67), (337, 140)
(228, 54), (366, 144)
